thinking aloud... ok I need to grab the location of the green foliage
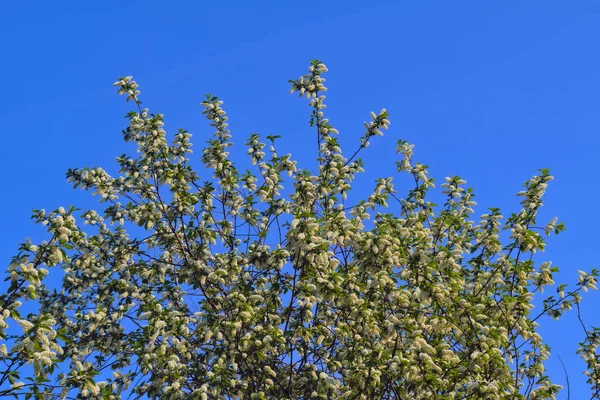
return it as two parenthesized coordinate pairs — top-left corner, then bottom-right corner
(0, 62), (598, 399)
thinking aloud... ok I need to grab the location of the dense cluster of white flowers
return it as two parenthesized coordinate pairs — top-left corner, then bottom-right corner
(0, 60), (599, 399)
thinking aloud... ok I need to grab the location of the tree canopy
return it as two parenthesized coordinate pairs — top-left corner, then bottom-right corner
(1, 60), (599, 399)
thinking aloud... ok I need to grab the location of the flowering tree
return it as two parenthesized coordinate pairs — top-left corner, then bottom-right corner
(1, 60), (599, 399)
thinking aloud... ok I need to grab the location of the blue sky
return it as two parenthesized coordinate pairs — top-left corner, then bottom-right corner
(1, 1), (599, 397)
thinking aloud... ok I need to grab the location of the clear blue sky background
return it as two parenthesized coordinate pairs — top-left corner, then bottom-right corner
(1, 1), (599, 398)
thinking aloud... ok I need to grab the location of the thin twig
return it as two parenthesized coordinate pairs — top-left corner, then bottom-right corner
(557, 355), (570, 400)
